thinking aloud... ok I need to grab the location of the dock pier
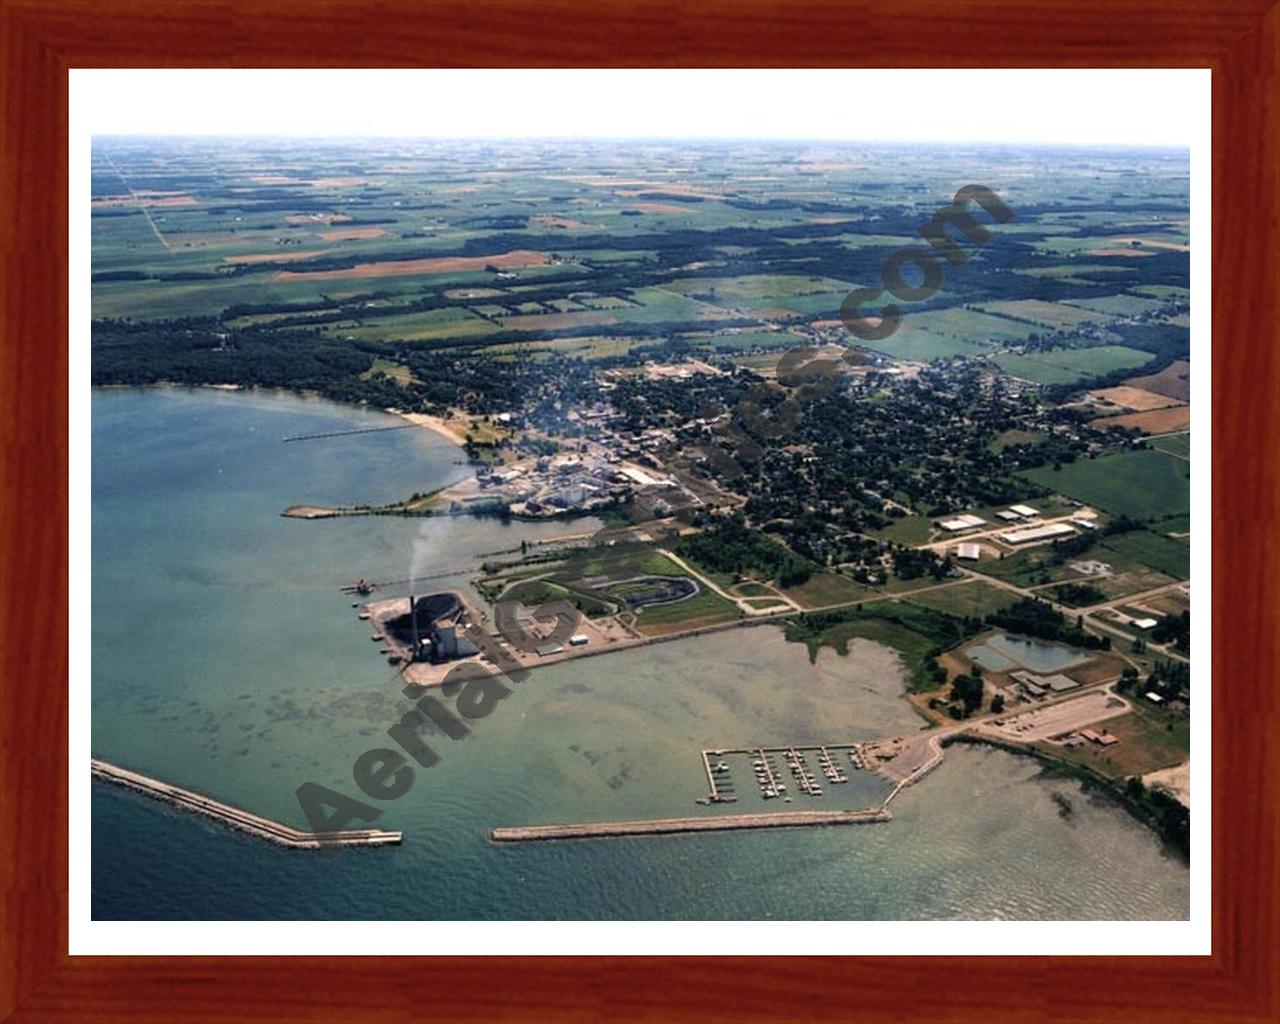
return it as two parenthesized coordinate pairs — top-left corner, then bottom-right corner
(91, 759), (402, 849)
(491, 807), (891, 843)
(282, 423), (418, 443)
(699, 750), (737, 803)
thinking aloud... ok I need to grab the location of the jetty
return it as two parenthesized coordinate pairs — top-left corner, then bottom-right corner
(282, 423), (418, 443)
(491, 807), (891, 843)
(91, 759), (402, 849)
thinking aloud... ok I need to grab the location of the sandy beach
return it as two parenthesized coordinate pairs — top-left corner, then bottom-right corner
(393, 410), (471, 447)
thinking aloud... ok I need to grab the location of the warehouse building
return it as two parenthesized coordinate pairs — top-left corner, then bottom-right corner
(938, 513), (987, 532)
(999, 522), (1076, 545)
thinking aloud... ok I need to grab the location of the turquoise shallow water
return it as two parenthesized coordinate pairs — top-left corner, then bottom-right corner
(90, 387), (1190, 921)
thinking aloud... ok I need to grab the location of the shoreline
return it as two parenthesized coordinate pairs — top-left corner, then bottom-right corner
(94, 383), (471, 451)
(391, 409), (470, 448)
(943, 733), (1190, 860)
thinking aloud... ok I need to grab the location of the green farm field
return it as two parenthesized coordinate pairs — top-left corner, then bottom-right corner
(1020, 450), (1191, 522)
(1097, 530), (1191, 580)
(1150, 433), (1191, 458)
(992, 345), (1154, 385)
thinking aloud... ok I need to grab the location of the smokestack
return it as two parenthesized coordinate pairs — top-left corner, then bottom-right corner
(409, 594), (419, 661)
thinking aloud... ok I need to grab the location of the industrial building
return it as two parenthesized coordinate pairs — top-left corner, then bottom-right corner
(954, 543), (982, 561)
(1009, 504), (1041, 518)
(938, 513), (987, 532)
(388, 593), (482, 665)
(1011, 670), (1080, 698)
(999, 522), (1076, 545)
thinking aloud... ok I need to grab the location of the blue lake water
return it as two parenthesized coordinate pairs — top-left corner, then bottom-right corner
(967, 633), (1093, 674)
(90, 387), (1189, 921)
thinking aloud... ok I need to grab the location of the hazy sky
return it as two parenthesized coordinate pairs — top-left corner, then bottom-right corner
(75, 69), (1205, 147)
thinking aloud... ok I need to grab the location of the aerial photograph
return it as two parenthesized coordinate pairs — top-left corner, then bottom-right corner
(89, 91), (1194, 922)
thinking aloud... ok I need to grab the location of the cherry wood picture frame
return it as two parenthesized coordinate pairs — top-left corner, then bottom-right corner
(2, 1), (1276, 1020)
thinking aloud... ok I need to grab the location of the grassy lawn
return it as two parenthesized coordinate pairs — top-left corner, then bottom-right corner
(970, 547), (1091, 588)
(359, 358), (415, 385)
(501, 577), (614, 617)
(989, 428), (1045, 452)
(871, 515), (936, 544)
(904, 580), (1020, 618)
(742, 597), (791, 611)
(565, 545), (677, 580)
(1142, 590), (1191, 616)
(781, 572), (876, 608)
(631, 587), (741, 636)
(1020, 450), (1191, 522)
(1087, 568), (1180, 601)
(881, 574), (958, 595)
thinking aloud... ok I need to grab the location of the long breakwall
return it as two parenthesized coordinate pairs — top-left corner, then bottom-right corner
(91, 759), (402, 849)
(491, 807), (891, 843)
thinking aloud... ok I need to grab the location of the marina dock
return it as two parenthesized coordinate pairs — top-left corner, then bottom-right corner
(91, 759), (402, 849)
(491, 807), (891, 842)
(700, 743), (865, 804)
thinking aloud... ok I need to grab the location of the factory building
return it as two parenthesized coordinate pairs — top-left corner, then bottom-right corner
(999, 522), (1076, 545)
(1011, 669), (1079, 694)
(398, 593), (482, 665)
(937, 513), (987, 532)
